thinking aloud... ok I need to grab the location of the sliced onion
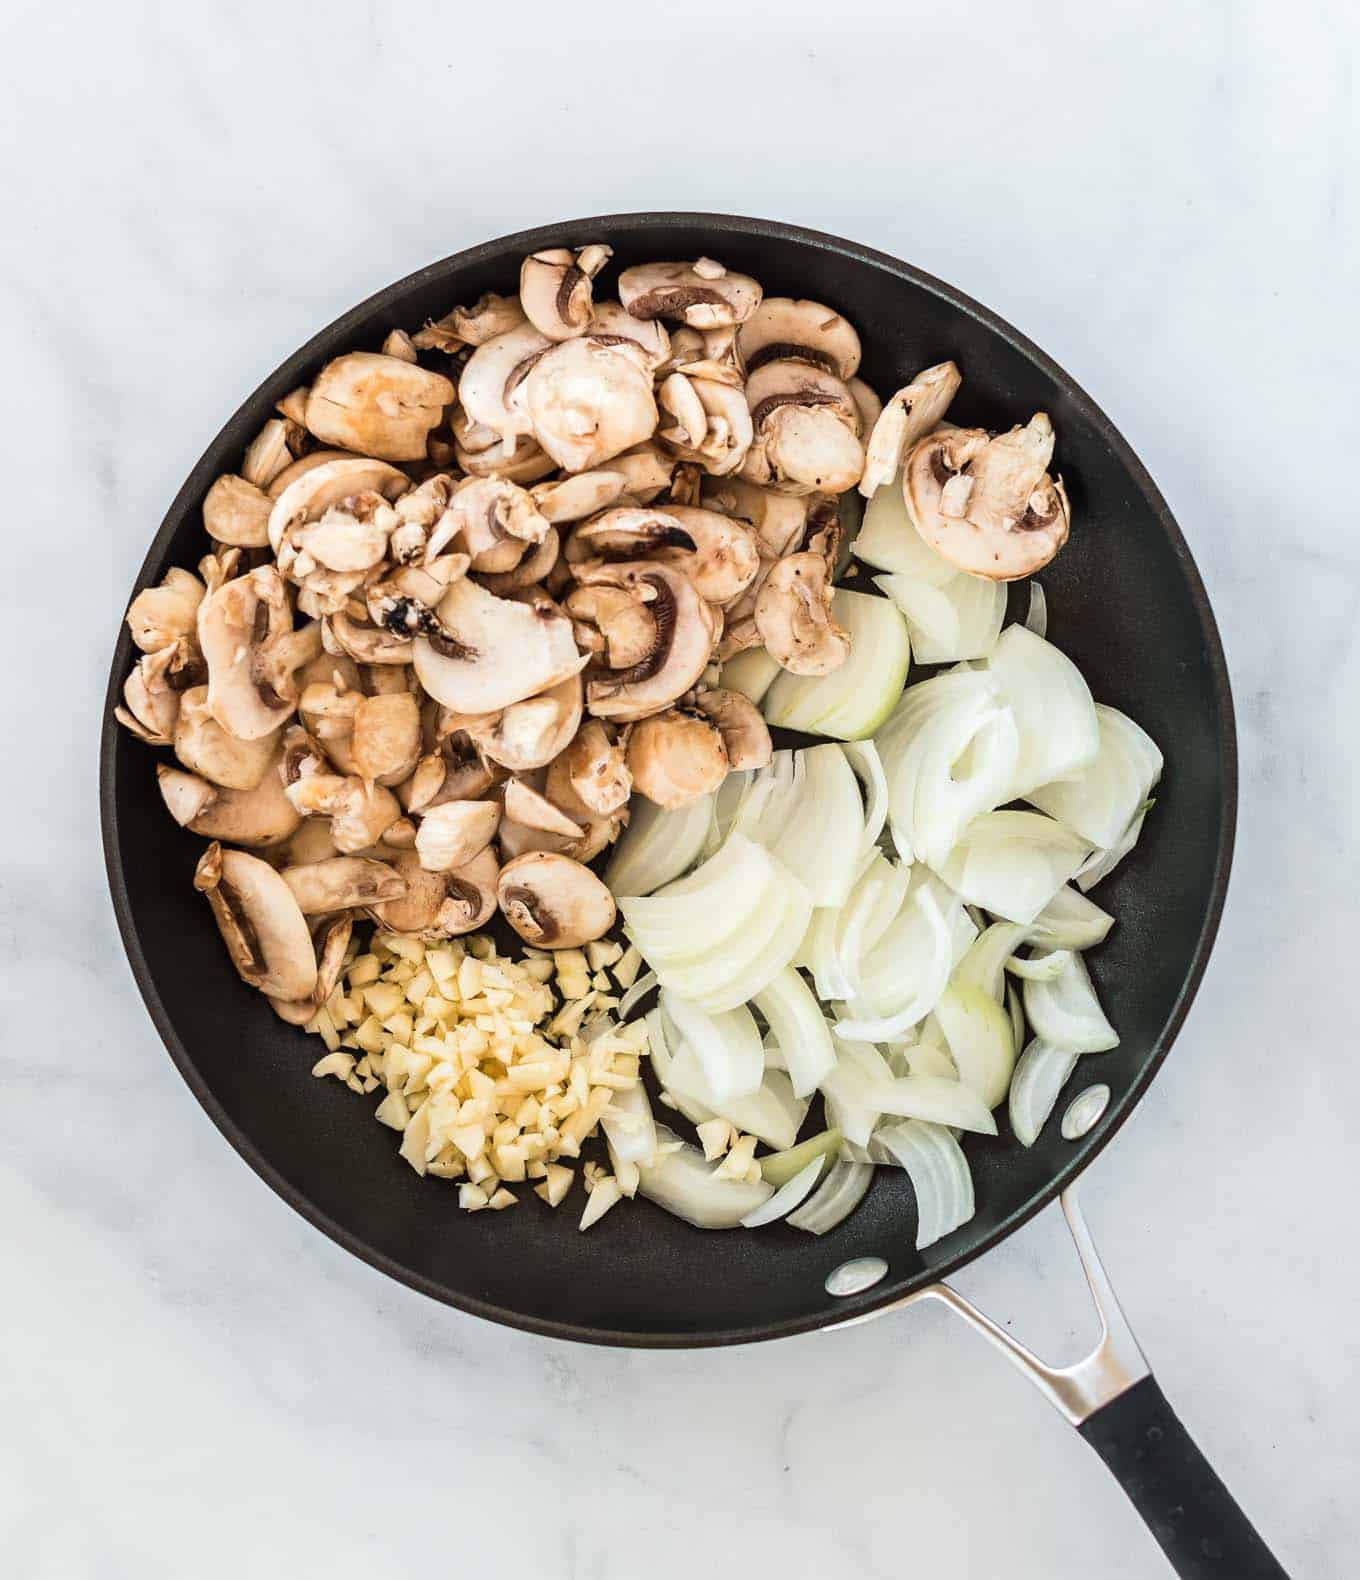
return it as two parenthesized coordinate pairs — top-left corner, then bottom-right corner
(867, 1072), (998, 1135)
(841, 740), (889, 869)
(985, 624), (1099, 799)
(619, 832), (770, 951)
(659, 992), (764, 1103)
(760, 1127), (843, 1187)
(1024, 581), (1048, 638)
(719, 646), (781, 706)
(637, 1125), (774, 1228)
(932, 982), (1015, 1110)
(753, 968), (836, 1097)
(701, 768), (754, 860)
(1029, 884), (1115, 949)
(740, 1156), (827, 1227)
(762, 589), (911, 741)
(1022, 950), (1118, 1053)
(599, 1076), (658, 1166)
(736, 745), (866, 907)
(1076, 799), (1154, 892)
(833, 878), (954, 1042)
(1006, 982), (1025, 1051)
(655, 1005), (808, 1149)
(1008, 1037), (1081, 1146)
(907, 1039), (957, 1080)
(787, 1160), (874, 1235)
(937, 810), (1091, 925)
(953, 920), (1030, 999)
(802, 852), (909, 1003)
(874, 570), (1007, 664)
(1029, 705), (1163, 849)
(820, 1041), (895, 1146)
(1005, 949), (1072, 981)
(873, 1121), (975, 1250)
(605, 791), (714, 897)
(853, 468), (956, 584)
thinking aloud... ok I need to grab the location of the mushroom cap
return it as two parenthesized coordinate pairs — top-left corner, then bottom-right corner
(267, 456), (408, 556)
(558, 719), (632, 815)
(746, 404), (866, 496)
(519, 245), (611, 341)
(371, 845), (499, 937)
(659, 507), (761, 605)
(126, 567), (206, 653)
(265, 450), (357, 500)
(350, 691), (422, 785)
(412, 578), (587, 715)
(413, 292), (527, 352)
(694, 687), (773, 771)
(303, 353), (454, 463)
(702, 476), (812, 560)
(497, 851), (616, 949)
(195, 844), (318, 1001)
(754, 551), (851, 676)
(437, 477), (549, 573)
(578, 562), (716, 721)
(457, 322), (552, 449)
(281, 855), (407, 914)
(737, 297), (862, 380)
(464, 672), (583, 772)
(158, 754), (302, 848)
(859, 360), (962, 499)
(585, 301), (672, 371)
(204, 475), (273, 547)
(618, 260), (762, 328)
(414, 799), (501, 872)
(524, 338), (658, 473)
(626, 708), (730, 809)
(905, 415), (1069, 580)
(241, 419), (294, 491)
(174, 686), (281, 790)
(658, 376), (754, 477)
(286, 773), (402, 853)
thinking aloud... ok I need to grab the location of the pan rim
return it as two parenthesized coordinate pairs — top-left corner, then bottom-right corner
(100, 210), (1237, 1348)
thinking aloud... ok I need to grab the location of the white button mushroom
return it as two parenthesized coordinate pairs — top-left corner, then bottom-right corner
(858, 361), (962, 499)
(524, 337), (659, 474)
(194, 843), (318, 1002)
(303, 352), (455, 463)
(618, 260), (762, 328)
(497, 852), (617, 949)
(519, 244), (613, 340)
(754, 552), (850, 676)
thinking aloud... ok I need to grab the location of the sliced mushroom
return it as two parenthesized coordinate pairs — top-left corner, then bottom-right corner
(326, 608), (413, 666)
(265, 449), (355, 499)
(905, 414), (1069, 580)
(657, 507), (760, 605)
(565, 582), (658, 669)
(736, 298), (861, 379)
(451, 411), (557, 484)
(754, 552), (850, 675)
(195, 843), (317, 1001)
(742, 359), (865, 495)
(303, 353), (455, 462)
(372, 845), (499, 937)
(458, 321), (552, 451)
(267, 455), (408, 558)
(381, 328), (417, 364)
(157, 752), (301, 847)
(578, 562), (715, 721)
(619, 259), (762, 328)
(560, 719), (631, 814)
(463, 672), (582, 771)
(504, 778), (584, 838)
(524, 337), (658, 473)
(385, 473), (457, 562)
(285, 773), (402, 852)
(694, 687), (772, 770)
(531, 471), (629, 525)
(848, 378), (882, 438)
(282, 856), (407, 914)
(116, 640), (203, 746)
(414, 799), (500, 872)
(627, 709), (729, 809)
(197, 566), (322, 739)
(859, 361), (963, 499)
(241, 420), (295, 491)
(126, 567), (206, 653)
(702, 477), (812, 561)
(267, 911), (357, 1025)
(519, 244), (612, 340)
(607, 440), (676, 503)
(174, 686), (281, 790)
(270, 816), (341, 868)
(350, 691), (421, 785)
(497, 851), (616, 948)
(413, 292), (527, 352)
(541, 757), (629, 862)
(433, 477), (549, 573)
(203, 475), (273, 547)
(479, 528), (560, 594)
(411, 578), (586, 715)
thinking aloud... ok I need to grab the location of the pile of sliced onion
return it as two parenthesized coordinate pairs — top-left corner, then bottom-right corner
(937, 810), (1091, 925)
(605, 790), (714, 898)
(874, 569), (1007, 665)
(986, 624), (1099, 799)
(730, 746), (866, 907)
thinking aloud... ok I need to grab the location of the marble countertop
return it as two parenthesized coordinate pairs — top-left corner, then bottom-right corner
(3, 2), (1356, 1575)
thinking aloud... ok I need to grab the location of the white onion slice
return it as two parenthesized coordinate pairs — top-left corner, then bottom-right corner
(654, 1005), (808, 1149)
(1005, 949), (1072, 981)
(833, 880), (954, 1042)
(932, 982), (1016, 1110)
(985, 624), (1099, 799)
(937, 810), (1091, 925)
(753, 968), (836, 1098)
(907, 1039), (958, 1080)
(701, 768), (754, 859)
(787, 1160), (873, 1235)
(719, 646), (781, 705)
(1029, 885), (1115, 949)
(874, 570), (1007, 664)
(740, 1156), (827, 1227)
(599, 1076), (658, 1166)
(762, 589), (911, 741)
(1022, 950), (1118, 1053)
(1029, 705), (1163, 849)
(841, 740), (889, 868)
(873, 1121), (975, 1250)
(1008, 1038), (1081, 1146)
(616, 969), (658, 1021)
(802, 852), (909, 1003)
(1006, 983), (1025, 1050)
(1024, 581), (1048, 638)
(619, 832), (770, 950)
(953, 920), (1030, 999)
(866, 1073), (999, 1135)
(736, 745), (865, 907)
(659, 992), (764, 1103)
(605, 791), (714, 897)
(853, 469), (956, 584)
(637, 1126), (775, 1228)
(1075, 800), (1154, 891)
(820, 1041), (895, 1146)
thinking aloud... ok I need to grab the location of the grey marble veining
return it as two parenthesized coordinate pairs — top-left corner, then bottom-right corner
(2, 2), (1357, 1575)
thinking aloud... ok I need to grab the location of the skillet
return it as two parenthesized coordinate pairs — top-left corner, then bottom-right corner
(100, 214), (1281, 1578)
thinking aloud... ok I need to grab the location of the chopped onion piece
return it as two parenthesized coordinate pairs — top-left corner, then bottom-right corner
(953, 920), (1030, 999)
(1029, 885), (1115, 949)
(873, 1121), (975, 1249)
(740, 1156), (827, 1227)
(821, 1041), (894, 1146)
(1005, 949), (1073, 981)
(735, 746), (866, 907)
(907, 1040), (957, 1081)
(599, 1077), (658, 1166)
(865, 1069), (998, 1134)
(833, 880), (954, 1042)
(702, 768), (753, 859)
(787, 1159), (873, 1235)
(932, 982), (1015, 1110)
(605, 791), (714, 897)
(1029, 705), (1163, 849)
(874, 569), (1007, 664)
(985, 624), (1099, 799)
(1022, 951), (1119, 1053)
(637, 1126), (774, 1228)
(1006, 983), (1025, 1051)
(760, 1128), (843, 1187)
(653, 1006), (808, 1149)
(841, 740), (889, 868)
(753, 968), (836, 1097)
(1008, 1038), (1082, 1146)
(937, 810), (1091, 925)
(854, 468), (956, 584)
(1076, 800), (1154, 891)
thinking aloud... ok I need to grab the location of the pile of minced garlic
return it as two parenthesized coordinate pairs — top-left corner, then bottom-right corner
(303, 929), (652, 1229)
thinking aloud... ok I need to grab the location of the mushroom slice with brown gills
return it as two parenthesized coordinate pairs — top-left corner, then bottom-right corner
(194, 843), (318, 1002)
(431, 476), (549, 573)
(694, 687), (772, 771)
(618, 259), (762, 329)
(578, 562), (715, 722)
(372, 846), (499, 938)
(325, 608), (414, 667)
(503, 778), (584, 839)
(203, 474), (273, 547)
(414, 799), (501, 872)
(457, 321), (553, 453)
(158, 751), (302, 848)
(412, 291), (527, 353)
(524, 337), (658, 473)
(736, 298), (862, 380)
(302, 353), (454, 463)
(285, 773), (402, 853)
(906, 413), (1069, 580)
(585, 301), (672, 372)
(657, 374), (754, 478)
(350, 691), (421, 786)
(755, 552), (850, 676)
(174, 685), (281, 790)
(197, 565), (323, 739)
(741, 359), (865, 496)
(282, 856), (407, 914)
(858, 360), (963, 499)
(116, 639), (203, 746)
(519, 244), (612, 340)
(626, 708), (730, 809)
(657, 507), (760, 605)
(126, 567), (206, 653)
(268, 914), (357, 1025)
(464, 672), (582, 772)
(497, 852), (616, 949)
(559, 719), (631, 814)
(411, 578), (586, 715)
(479, 528), (560, 595)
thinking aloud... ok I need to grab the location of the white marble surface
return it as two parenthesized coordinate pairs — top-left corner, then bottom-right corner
(2, 2), (1356, 1575)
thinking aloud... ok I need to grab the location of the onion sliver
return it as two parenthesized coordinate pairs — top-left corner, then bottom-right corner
(1005, 949), (1072, 982)
(873, 1121), (975, 1250)
(1029, 705), (1163, 849)
(867, 1073), (998, 1134)
(932, 982), (1016, 1110)
(854, 469), (956, 584)
(908, 1039), (958, 1081)
(702, 768), (753, 859)
(754, 968), (836, 1097)
(616, 968), (658, 1021)
(660, 992), (764, 1103)
(874, 570), (1006, 664)
(655, 1023), (808, 1150)
(637, 1126), (775, 1228)
(1075, 799), (1154, 892)
(1006, 983), (1025, 1051)
(760, 1127), (843, 1187)
(605, 791), (714, 897)
(644, 1008), (712, 1127)
(821, 1041), (894, 1146)
(600, 1076), (658, 1165)
(740, 1156), (827, 1227)
(736, 745), (865, 907)
(1029, 885), (1114, 949)
(841, 740), (889, 868)
(954, 920), (1030, 999)
(619, 833), (770, 950)
(719, 646), (781, 705)
(787, 1160), (873, 1235)
(937, 810), (1091, 925)
(1024, 581), (1048, 638)
(834, 881), (954, 1042)
(985, 624), (1099, 799)
(762, 589), (911, 741)
(1008, 1038), (1081, 1146)
(1022, 950), (1118, 1053)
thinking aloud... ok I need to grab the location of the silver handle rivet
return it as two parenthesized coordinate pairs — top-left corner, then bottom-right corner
(1062, 1083), (1111, 1140)
(824, 1256), (889, 1297)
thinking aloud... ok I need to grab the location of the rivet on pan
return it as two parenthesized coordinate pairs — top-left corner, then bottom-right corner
(1061, 1083), (1111, 1140)
(825, 1256), (889, 1298)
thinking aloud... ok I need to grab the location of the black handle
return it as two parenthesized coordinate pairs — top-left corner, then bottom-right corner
(1078, 1375), (1289, 1579)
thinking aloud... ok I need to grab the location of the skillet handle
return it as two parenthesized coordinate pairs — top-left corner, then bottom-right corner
(891, 1189), (1288, 1579)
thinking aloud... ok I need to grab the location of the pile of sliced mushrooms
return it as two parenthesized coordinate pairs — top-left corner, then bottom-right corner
(117, 240), (1069, 1027)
